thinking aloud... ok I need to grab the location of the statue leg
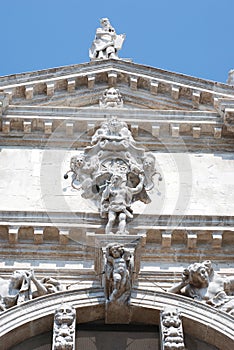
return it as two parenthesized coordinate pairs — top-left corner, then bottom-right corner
(105, 210), (116, 234)
(118, 213), (127, 234)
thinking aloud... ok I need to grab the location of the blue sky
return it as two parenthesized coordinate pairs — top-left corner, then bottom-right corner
(1, 0), (234, 83)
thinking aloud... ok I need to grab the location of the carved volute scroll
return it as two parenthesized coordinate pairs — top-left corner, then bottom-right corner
(160, 307), (185, 350)
(64, 110), (162, 235)
(89, 18), (126, 61)
(52, 303), (76, 350)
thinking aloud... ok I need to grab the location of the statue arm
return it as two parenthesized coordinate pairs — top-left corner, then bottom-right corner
(167, 281), (188, 295)
(30, 271), (48, 297)
(130, 174), (145, 194)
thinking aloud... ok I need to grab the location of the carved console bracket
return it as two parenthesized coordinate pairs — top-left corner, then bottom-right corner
(52, 303), (76, 350)
(103, 239), (143, 324)
(160, 307), (185, 350)
(88, 234), (146, 324)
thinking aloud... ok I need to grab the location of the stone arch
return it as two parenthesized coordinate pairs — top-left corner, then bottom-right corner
(0, 288), (233, 349)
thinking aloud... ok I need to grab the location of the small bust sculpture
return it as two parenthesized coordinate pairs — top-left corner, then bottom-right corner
(89, 18), (125, 60)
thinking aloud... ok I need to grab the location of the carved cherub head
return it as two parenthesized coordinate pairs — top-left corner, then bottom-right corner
(106, 243), (124, 259)
(143, 153), (156, 173)
(70, 154), (85, 172)
(183, 260), (212, 288)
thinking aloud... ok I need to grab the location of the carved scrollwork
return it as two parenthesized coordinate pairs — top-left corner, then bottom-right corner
(52, 303), (76, 350)
(160, 307), (185, 350)
(64, 114), (162, 234)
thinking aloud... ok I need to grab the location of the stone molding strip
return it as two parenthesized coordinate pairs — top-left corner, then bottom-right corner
(0, 288), (233, 350)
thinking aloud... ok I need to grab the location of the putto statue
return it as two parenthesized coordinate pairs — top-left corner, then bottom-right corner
(64, 112), (162, 235)
(99, 87), (123, 108)
(104, 243), (133, 304)
(89, 18), (125, 60)
(52, 303), (76, 350)
(0, 270), (61, 312)
(168, 260), (234, 316)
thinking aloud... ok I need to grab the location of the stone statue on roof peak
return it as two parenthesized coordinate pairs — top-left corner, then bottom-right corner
(89, 18), (126, 61)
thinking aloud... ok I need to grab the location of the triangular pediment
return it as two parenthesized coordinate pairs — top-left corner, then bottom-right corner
(1, 59), (234, 112)
(1, 59), (234, 149)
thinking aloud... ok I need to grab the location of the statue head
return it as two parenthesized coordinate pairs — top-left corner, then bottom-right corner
(161, 307), (181, 328)
(108, 116), (122, 134)
(54, 303), (75, 326)
(143, 153), (155, 172)
(106, 243), (124, 259)
(10, 270), (26, 288)
(183, 260), (212, 288)
(70, 154), (85, 171)
(111, 173), (126, 186)
(100, 18), (111, 28)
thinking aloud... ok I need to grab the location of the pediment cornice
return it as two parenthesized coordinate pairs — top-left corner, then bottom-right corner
(0, 59), (234, 112)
